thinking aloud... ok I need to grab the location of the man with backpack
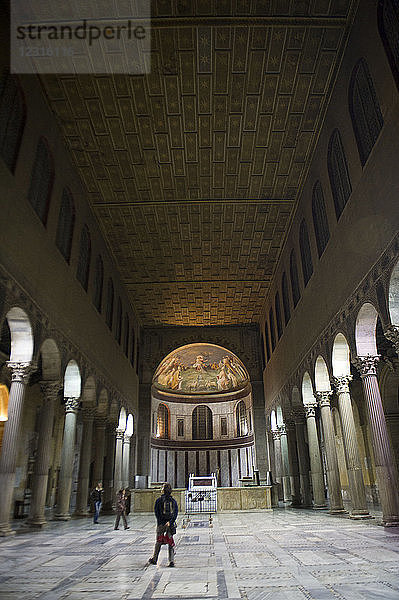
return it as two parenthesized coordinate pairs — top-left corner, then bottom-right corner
(148, 482), (178, 567)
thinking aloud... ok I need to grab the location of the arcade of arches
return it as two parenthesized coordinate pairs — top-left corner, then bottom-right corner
(1, 0), (399, 597)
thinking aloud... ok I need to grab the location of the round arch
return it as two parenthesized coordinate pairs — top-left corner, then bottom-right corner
(315, 356), (331, 391)
(118, 406), (127, 431)
(6, 307), (33, 363)
(126, 413), (134, 436)
(388, 259), (399, 325)
(302, 371), (314, 405)
(355, 303), (378, 355)
(97, 388), (109, 417)
(81, 375), (96, 408)
(64, 360), (81, 398)
(156, 403), (169, 439)
(332, 333), (351, 377)
(39, 338), (61, 380)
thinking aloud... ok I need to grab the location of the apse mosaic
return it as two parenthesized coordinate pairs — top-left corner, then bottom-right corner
(152, 343), (249, 395)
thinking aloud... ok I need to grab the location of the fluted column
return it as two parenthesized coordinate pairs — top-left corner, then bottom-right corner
(74, 410), (94, 516)
(27, 381), (61, 527)
(122, 432), (132, 487)
(304, 403), (326, 508)
(54, 397), (80, 520)
(332, 375), (371, 519)
(295, 413), (312, 508)
(315, 391), (345, 513)
(113, 428), (124, 499)
(102, 424), (116, 512)
(0, 362), (33, 536)
(353, 355), (399, 527)
(93, 420), (106, 484)
(285, 419), (302, 506)
(279, 424), (291, 501)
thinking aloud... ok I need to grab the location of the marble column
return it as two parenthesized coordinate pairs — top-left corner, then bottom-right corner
(102, 423), (116, 512)
(93, 420), (106, 485)
(74, 411), (94, 516)
(332, 375), (372, 519)
(279, 424), (291, 501)
(295, 414), (313, 508)
(27, 381), (61, 527)
(0, 362), (33, 536)
(54, 397), (80, 520)
(113, 428), (124, 499)
(315, 391), (345, 513)
(122, 432), (132, 487)
(304, 403), (327, 508)
(353, 355), (399, 527)
(129, 435), (137, 489)
(285, 419), (302, 506)
(268, 429), (279, 506)
(272, 429), (283, 501)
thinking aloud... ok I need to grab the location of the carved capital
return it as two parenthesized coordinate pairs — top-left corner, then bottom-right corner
(64, 397), (80, 414)
(82, 407), (96, 421)
(352, 355), (380, 377)
(39, 380), (62, 401)
(332, 375), (353, 395)
(384, 325), (399, 354)
(123, 432), (132, 443)
(278, 424), (286, 436)
(315, 390), (333, 408)
(7, 361), (34, 383)
(271, 429), (281, 441)
(115, 428), (125, 440)
(304, 402), (317, 418)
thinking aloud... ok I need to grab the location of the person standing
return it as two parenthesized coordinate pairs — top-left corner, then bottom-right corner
(114, 488), (130, 530)
(148, 482), (178, 567)
(90, 482), (103, 524)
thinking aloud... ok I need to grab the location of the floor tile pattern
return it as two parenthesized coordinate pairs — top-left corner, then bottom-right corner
(0, 508), (398, 600)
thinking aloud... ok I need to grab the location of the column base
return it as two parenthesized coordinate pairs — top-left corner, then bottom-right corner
(381, 518), (399, 527)
(313, 504), (328, 510)
(349, 511), (374, 520)
(329, 508), (348, 514)
(53, 513), (71, 521)
(0, 526), (16, 537)
(74, 511), (90, 517)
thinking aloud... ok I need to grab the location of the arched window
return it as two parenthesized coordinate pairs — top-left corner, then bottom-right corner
(264, 323), (271, 362)
(275, 292), (283, 339)
(282, 272), (291, 325)
(269, 307), (276, 351)
(106, 278), (114, 330)
(130, 327), (136, 367)
(299, 220), (313, 286)
(28, 137), (54, 225)
(192, 405), (213, 440)
(0, 72), (26, 173)
(312, 181), (330, 258)
(123, 314), (130, 356)
(93, 255), (104, 312)
(349, 58), (383, 166)
(290, 249), (301, 307)
(115, 298), (122, 344)
(56, 188), (75, 263)
(76, 226), (91, 290)
(236, 400), (248, 437)
(328, 129), (352, 220)
(378, 0), (399, 90)
(156, 403), (169, 439)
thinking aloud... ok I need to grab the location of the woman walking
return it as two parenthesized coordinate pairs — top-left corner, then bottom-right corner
(114, 488), (130, 530)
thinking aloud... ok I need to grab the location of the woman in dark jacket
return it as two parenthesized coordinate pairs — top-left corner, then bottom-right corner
(148, 482), (178, 567)
(114, 488), (130, 530)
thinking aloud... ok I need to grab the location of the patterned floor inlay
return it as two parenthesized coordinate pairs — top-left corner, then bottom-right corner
(0, 507), (398, 600)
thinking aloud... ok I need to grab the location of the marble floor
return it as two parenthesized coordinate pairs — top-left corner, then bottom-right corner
(1, 508), (399, 600)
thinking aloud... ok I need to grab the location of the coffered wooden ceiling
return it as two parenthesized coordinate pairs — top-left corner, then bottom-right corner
(41, 0), (356, 327)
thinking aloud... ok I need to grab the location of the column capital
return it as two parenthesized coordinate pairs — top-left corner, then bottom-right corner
(64, 397), (80, 414)
(81, 408), (96, 421)
(94, 418), (107, 429)
(352, 355), (380, 377)
(7, 361), (34, 383)
(384, 325), (399, 354)
(278, 424), (287, 436)
(284, 419), (296, 431)
(123, 432), (132, 443)
(271, 429), (281, 441)
(304, 402), (317, 418)
(39, 380), (62, 401)
(115, 428), (125, 440)
(315, 390), (333, 408)
(332, 375), (353, 395)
